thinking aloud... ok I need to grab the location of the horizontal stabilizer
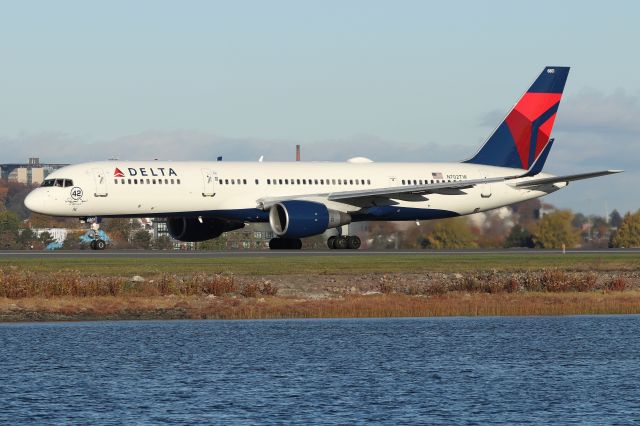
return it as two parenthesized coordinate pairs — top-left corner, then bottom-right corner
(515, 170), (623, 188)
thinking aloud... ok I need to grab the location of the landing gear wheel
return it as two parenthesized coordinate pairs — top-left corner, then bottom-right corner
(95, 239), (106, 250)
(269, 238), (302, 250)
(334, 236), (349, 250)
(327, 236), (337, 249)
(347, 236), (361, 250)
(90, 240), (96, 250)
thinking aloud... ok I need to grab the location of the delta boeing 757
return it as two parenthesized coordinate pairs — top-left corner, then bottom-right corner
(24, 67), (621, 250)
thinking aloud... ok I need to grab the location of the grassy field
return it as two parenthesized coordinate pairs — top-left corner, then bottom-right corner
(0, 252), (639, 276)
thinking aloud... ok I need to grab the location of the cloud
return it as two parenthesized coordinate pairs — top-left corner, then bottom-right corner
(557, 89), (640, 135)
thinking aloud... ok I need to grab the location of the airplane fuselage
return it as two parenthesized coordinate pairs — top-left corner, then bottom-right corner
(25, 160), (560, 222)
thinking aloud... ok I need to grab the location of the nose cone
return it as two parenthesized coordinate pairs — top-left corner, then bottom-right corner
(24, 189), (44, 214)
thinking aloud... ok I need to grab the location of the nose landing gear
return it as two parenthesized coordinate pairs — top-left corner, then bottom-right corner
(81, 217), (108, 250)
(327, 235), (361, 250)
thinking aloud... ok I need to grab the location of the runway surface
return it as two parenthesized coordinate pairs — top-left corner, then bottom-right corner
(1, 249), (639, 259)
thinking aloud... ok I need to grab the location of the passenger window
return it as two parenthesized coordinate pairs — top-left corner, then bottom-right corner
(140, 179), (144, 185)
(177, 179), (180, 184)
(128, 179), (132, 184)
(153, 179), (157, 184)
(367, 179), (371, 185)
(147, 179), (150, 184)
(225, 179), (229, 184)
(314, 179), (318, 184)
(279, 179), (283, 184)
(267, 179), (271, 184)
(243, 179), (247, 184)
(285, 179), (289, 184)
(158, 179), (162, 185)
(114, 179), (118, 184)
(134, 179), (138, 184)
(297, 179), (301, 184)
(255, 179), (259, 184)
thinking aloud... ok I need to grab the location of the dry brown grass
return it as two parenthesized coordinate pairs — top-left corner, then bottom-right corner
(0, 266), (638, 321)
(3, 291), (640, 321)
(0, 269), (235, 298)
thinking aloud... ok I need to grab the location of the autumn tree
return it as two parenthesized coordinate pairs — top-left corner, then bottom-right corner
(609, 209), (623, 229)
(609, 210), (640, 248)
(531, 210), (580, 249)
(0, 209), (21, 248)
(423, 218), (477, 249)
(154, 236), (174, 250)
(102, 218), (135, 244)
(504, 224), (534, 248)
(132, 230), (152, 249)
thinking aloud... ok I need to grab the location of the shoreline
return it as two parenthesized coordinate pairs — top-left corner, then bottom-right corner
(3, 291), (640, 322)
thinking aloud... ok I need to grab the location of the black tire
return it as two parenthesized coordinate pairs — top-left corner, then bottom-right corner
(334, 236), (349, 250)
(269, 238), (282, 249)
(327, 236), (337, 249)
(95, 239), (106, 250)
(90, 240), (97, 250)
(347, 236), (361, 250)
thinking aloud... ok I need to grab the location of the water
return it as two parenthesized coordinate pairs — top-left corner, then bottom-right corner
(1, 317), (639, 425)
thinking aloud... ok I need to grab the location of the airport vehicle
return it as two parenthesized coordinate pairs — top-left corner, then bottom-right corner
(24, 67), (621, 249)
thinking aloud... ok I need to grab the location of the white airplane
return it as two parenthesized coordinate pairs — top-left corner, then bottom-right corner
(25, 66), (621, 250)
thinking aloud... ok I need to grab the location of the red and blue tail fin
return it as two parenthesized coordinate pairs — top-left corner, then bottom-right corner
(464, 66), (569, 170)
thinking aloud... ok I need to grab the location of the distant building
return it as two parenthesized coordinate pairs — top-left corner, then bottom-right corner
(1, 157), (68, 185)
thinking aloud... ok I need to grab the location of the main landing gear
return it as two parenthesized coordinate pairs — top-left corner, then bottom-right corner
(269, 238), (303, 250)
(327, 235), (361, 250)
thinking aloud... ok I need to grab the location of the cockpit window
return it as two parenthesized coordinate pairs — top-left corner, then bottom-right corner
(42, 179), (73, 187)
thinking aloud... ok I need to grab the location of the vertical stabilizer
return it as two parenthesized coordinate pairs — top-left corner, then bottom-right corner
(464, 66), (569, 170)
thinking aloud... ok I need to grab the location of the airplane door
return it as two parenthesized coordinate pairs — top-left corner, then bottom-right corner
(93, 169), (108, 197)
(480, 171), (492, 198)
(201, 169), (216, 197)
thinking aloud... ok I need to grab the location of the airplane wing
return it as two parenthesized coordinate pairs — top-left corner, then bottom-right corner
(256, 175), (512, 209)
(513, 170), (623, 189)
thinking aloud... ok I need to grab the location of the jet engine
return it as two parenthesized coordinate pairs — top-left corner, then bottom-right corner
(268, 200), (351, 238)
(167, 217), (244, 242)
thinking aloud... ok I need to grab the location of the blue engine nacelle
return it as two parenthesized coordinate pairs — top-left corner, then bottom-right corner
(268, 200), (351, 238)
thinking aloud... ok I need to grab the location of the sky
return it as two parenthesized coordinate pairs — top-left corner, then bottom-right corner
(0, 0), (638, 215)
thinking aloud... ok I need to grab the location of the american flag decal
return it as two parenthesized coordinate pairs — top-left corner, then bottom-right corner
(432, 172), (443, 179)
